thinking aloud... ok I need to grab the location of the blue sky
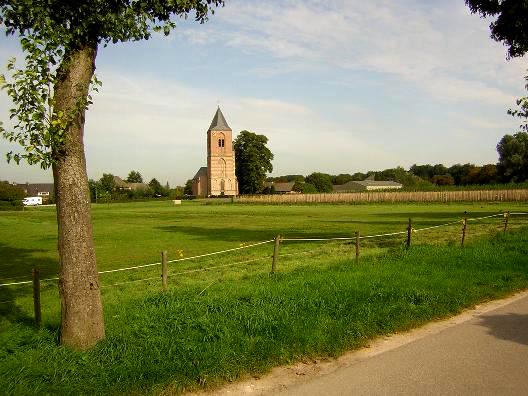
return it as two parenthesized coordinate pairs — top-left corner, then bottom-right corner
(0, 0), (526, 185)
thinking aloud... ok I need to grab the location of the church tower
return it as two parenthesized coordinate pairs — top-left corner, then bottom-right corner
(206, 107), (238, 196)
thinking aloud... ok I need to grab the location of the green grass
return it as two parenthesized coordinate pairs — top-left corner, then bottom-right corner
(1, 201), (528, 394)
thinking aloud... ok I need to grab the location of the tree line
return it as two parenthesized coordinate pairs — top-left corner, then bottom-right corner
(88, 171), (185, 202)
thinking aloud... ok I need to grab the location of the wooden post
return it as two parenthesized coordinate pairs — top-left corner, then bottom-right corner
(503, 211), (510, 233)
(461, 218), (467, 247)
(161, 251), (168, 291)
(32, 267), (41, 328)
(272, 235), (281, 273)
(406, 218), (412, 249)
(355, 231), (360, 263)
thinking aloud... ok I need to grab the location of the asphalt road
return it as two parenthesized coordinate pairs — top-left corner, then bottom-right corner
(272, 293), (528, 396)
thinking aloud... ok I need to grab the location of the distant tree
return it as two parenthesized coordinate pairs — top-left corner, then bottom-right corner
(184, 179), (193, 195)
(431, 174), (455, 186)
(274, 176), (288, 183)
(447, 163), (474, 185)
(496, 132), (528, 182)
(378, 166), (431, 188)
(233, 130), (274, 194)
(0, 181), (25, 201)
(432, 164), (448, 177)
(351, 172), (367, 181)
(332, 173), (354, 185)
(88, 179), (99, 202)
(268, 174), (304, 183)
(169, 186), (185, 199)
(148, 178), (163, 196)
(305, 172), (333, 193)
(99, 174), (116, 194)
(286, 175), (305, 183)
(292, 181), (317, 194)
(478, 164), (498, 184)
(126, 170), (143, 184)
(410, 164), (435, 180)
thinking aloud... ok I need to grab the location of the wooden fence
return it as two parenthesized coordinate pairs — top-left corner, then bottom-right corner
(236, 189), (528, 204)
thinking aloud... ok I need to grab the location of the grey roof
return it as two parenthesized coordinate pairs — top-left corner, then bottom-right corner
(193, 167), (208, 180)
(16, 183), (55, 195)
(333, 180), (402, 191)
(208, 107), (232, 131)
(264, 181), (295, 192)
(355, 180), (402, 187)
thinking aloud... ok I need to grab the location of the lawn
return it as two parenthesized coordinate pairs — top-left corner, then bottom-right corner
(1, 201), (528, 394)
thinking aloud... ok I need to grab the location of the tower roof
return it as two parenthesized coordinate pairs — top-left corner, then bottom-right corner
(208, 106), (232, 131)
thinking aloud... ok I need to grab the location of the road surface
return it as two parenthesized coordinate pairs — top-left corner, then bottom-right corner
(271, 292), (528, 396)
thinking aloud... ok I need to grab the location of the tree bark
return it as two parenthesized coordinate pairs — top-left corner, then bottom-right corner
(52, 43), (105, 350)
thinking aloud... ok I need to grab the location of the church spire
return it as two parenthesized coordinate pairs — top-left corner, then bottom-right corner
(208, 106), (232, 131)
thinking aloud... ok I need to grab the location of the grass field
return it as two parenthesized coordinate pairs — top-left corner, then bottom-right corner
(1, 201), (528, 394)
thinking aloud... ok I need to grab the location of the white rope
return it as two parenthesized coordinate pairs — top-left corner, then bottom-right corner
(166, 239), (274, 264)
(100, 276), (160, 288)
(0, 279), (33, 287)
(413, 221), (461, 232)
(198, 280), (217, 296)
(360, 230), (408, 239)
(467, 213), (503, 221)
(168, 256), (268, 275)
(0, 276), (59, 288)
(101, 256), (268, 288)
(282, 237), (353, 242)
(98, 239), (274, 275)
(98, 262), (162, 275)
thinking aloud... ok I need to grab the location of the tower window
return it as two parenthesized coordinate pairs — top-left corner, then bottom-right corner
(218, 139), (225, 148)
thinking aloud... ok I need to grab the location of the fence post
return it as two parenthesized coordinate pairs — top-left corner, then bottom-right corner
(161, 251), (168, 291)
(503, 211), (510, 233)
(272, 235), (281, 273)
(32, 267), (41, 328)
(461, 218), (467, 247)
(355, 231), (360, 263)
(406, 218), (412, 249)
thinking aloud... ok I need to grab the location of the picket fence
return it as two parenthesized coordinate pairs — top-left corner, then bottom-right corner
(237, 189), (528, 204)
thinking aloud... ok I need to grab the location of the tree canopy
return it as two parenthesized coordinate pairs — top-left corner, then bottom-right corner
(305, 172), (333, 193)
(126, 170), (143, 184)
(233, 130), (273, 194)
(497, 132), (528, 182)
(465, 0), (528, 58)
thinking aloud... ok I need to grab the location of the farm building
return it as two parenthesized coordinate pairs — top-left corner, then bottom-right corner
(263, 181), (297, 194)
(15, 183), (54, 201)
(192, 107), (239, 197)
(113, 176), (148, 191)
(333, 177), (402, 192)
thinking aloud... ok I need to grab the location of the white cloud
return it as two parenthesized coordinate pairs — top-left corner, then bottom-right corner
(204, 0), (526, 106)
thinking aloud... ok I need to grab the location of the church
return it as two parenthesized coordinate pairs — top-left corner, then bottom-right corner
(191, 107), (239, 197)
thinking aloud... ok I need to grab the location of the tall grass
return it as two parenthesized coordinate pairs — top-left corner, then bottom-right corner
(1, 226), (528, 395)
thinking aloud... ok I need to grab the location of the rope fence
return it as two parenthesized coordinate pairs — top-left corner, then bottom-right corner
(2, 211), (528, 326)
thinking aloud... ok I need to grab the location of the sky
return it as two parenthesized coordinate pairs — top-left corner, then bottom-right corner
(0, 0), (526, 186)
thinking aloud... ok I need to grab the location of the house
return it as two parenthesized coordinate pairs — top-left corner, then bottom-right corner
(113, 176), (148, 191)
(15, 183), (55, 201)
(333, 176), (402, 192)
(263, 181), (297, 194)
(191, 107), (238, 197)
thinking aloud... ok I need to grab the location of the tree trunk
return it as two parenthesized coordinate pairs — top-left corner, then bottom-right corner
(52, 43), (104, 350)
